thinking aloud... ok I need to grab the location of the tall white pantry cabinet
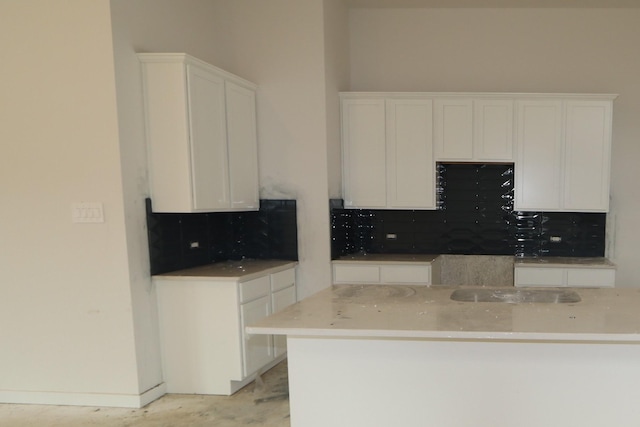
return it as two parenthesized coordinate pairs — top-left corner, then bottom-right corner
(341, 93), (616, 213)
(139, 53), (259, 213)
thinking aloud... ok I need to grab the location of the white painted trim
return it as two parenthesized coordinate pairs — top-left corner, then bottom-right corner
(340, 91), (619, 100)
(138, 53), (257, 90)
(0, 382), (166, 409)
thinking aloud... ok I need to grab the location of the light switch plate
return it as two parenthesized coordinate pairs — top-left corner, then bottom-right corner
(72, 202), (104, 223)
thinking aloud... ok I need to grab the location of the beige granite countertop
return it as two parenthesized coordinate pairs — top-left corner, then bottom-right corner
(335, 254), (614, 269)
(152, 259), (297, 282)
(247, 284), (640, 342)
(515, 256), (615, 268)
(333, 253), (440, 264)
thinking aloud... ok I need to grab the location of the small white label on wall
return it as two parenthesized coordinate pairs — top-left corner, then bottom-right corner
(72, 202), (104, 223)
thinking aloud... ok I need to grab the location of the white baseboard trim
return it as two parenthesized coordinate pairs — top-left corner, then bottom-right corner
(0, 382), (166, 408)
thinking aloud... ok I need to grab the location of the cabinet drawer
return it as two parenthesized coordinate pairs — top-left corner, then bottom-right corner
(271, 268), (296, 292)
(515, 267), (564, 287)
(272, 285), (296, 313)
(239, 276), (270, 303)
(567, 268), (615, 288)
(380, 265), (431, 284)
(333, 265), (380, 284)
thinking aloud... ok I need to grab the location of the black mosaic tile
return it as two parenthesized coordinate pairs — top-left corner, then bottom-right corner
(147, 199), (298, 274)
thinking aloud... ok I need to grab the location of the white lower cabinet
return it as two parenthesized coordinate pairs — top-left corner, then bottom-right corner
(154, 266), (296, 395)
(515, 266), (615, 288)
(240, 295), (273, 376)
(333, 263), (434, 285)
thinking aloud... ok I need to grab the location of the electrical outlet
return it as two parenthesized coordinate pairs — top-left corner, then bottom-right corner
(71, 202), (104, 223)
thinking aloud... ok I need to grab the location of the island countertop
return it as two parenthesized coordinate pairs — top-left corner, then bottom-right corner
(247, 284), (640, 342)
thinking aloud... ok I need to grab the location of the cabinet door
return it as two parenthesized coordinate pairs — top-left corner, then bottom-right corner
(386, 99), (435, 209)
(226, 81), (259, 211)
(341, 98), (387, 208)
(514, 267), (565, 287)
(434, 99), (473, 160)
(240, 295), (273, 376)
(566, 268), (615, 288)
(271, 268), (296, 292)
(333, 264), (380, 284)
(272, 285), (296, 358)
(563, 100), (612, 212)
(380, 265), (432, 284)
(515, 99), (563, 211)
(187, 64), (229, 211)
(474, 99), (514, 161)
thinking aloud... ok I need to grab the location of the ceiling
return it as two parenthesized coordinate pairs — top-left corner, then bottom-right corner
(346, 0), (640, 8)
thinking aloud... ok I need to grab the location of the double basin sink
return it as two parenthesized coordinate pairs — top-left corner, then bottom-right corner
(334, 285), (581, 304)
(450, 288), (581, 304)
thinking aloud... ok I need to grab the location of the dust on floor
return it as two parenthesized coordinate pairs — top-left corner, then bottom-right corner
(0, 361), (290, 427)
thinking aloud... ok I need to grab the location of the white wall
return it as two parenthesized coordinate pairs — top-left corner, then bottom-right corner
(324, 0), (351, 199)
(0, 0), (141, 401)
(109, 0), (230, 395)
(349, 7), (640, 287)
(205, 0), (336, 299)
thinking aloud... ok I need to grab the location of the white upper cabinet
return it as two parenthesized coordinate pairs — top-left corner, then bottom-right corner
(139, 53), (259, 213)
(225, 81), (260, 211)
(473, 99), (514, 161)
(341, 92), (616, 213)
(386, 99), (435, 209)
(515, 99), (564, 211)
(434, 98), (514, 162)
(434, 99), (473, 160)
(341, 98), (387, 208)
(341, 95), (436, 210)
(563, 100), (612, 211)
(515, 97), (614, 212)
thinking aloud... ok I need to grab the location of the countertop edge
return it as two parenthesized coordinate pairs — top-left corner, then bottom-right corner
(152, 260), (298, 282)
(245, 326), (640, 343)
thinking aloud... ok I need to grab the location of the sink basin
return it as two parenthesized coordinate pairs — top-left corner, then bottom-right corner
(450, 288), (581, 304)
(333, 285), (417, 299)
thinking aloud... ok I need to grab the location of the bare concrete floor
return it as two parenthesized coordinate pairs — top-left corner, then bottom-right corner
(0, 361), (290, 427)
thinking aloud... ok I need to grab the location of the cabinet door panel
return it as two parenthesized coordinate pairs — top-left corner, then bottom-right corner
(474, 99), (514, 161)
(240, 296), (273, 376)
(566, 268), (615, 288)
(342, 99), (386, 208)
(272, 286), (297, 358)
(434, 99), (473, 160)
(386, 99), (435, 209)
(239, 275), (270, 303)
(514, 267), (565, 287)
(333, 264), (380, 284)
(187, 64), (229, 210)
(515, 100), (563, 211)
(271, 268), (296, 292)
(563, 101), (611, 212)
(380, 265), (431, 284)
(226, 81), (259, 210)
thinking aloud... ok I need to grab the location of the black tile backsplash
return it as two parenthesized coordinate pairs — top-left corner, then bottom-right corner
(147, 199), (298, 275)
(331, 163), (605, 259)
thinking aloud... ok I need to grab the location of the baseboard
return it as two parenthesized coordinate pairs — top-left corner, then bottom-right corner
(0, 382), (166, 408)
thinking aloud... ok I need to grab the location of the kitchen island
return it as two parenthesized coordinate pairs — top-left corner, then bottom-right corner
(247, 285), (640, 427)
